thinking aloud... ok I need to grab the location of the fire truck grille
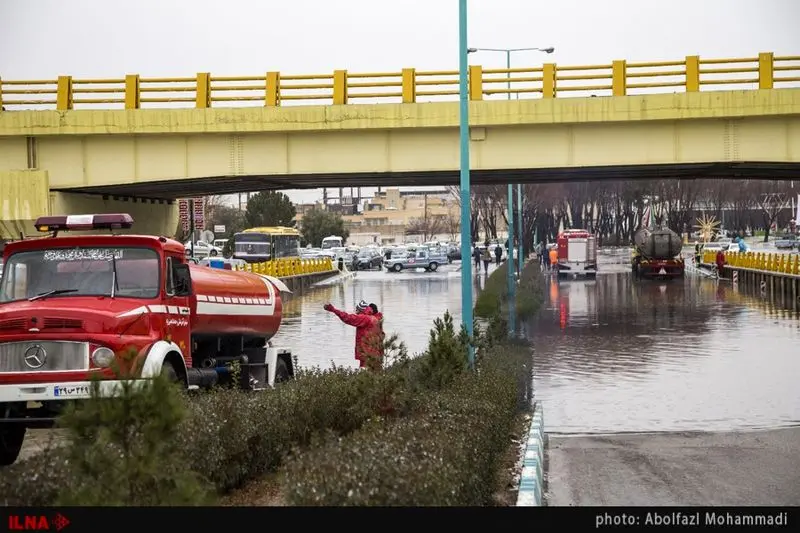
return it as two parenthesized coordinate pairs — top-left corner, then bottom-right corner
(0, 341), (89, 373)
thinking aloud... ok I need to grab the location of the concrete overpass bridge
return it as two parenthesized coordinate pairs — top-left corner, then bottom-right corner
(1, 52), (799, 238)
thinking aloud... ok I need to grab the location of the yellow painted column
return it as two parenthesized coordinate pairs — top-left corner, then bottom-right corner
(758, 52), (774, 90)
(612, 60), (627, 96)
(402, 68), (416, 103)
(333, 70), (348, 105)
(56, 76), (73, 110)
(195, 73), (211, 108)
(469, 65), (483, 100)
(542, 63), (556, 98)
(265, 72), (280, 106)
(125, 74), (140, 109)
(685, 56), (700, 92)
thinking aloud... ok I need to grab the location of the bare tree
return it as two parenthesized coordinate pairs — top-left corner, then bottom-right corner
(443, 211), (460, 241)
(756, 189), (790, 241)
(405, 216), (445, 242)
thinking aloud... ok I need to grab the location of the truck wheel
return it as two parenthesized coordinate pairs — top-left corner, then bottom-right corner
(275, 357), (291, 384)
(161, 360), (180, 383)
(392, 264), (402, 272)
(0, 425), (25, 466)
(429, 262), (439, 271)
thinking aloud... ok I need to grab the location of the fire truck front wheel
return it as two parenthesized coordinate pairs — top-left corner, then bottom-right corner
(160, 360), (180, 383)
(0, 425), (25, 466)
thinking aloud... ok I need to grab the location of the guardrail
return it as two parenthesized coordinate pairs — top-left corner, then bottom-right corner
(1, 52), (797, 111)
(702, 250), (800, 276)
(234, 256), (335, 277)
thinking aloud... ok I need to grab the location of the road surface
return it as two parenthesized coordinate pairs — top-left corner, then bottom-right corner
(546, 427), (800, 506)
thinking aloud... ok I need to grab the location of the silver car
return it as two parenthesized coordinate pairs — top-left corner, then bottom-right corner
(774, 234), (798, 250)
(385, 247), (446, 272)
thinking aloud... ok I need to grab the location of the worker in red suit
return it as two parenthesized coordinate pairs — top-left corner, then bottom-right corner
(715, 249), (726, 278)
(324, 299), (384, 371)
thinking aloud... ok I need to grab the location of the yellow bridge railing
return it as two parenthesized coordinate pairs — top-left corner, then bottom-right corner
(1, 52), (798, 111)
(702, 250), (800, 276)
(234, 256), (335, 278)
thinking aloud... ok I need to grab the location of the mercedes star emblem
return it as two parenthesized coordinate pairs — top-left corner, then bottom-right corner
(23, 344), (47, 369)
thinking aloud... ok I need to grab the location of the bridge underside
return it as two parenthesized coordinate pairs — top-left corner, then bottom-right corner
(59, 161), (800, 200)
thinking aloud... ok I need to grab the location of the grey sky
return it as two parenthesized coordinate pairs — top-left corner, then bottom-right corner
(2, 0), (798, 204)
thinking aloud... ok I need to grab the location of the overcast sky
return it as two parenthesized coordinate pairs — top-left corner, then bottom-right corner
(2, 0), (798, 204)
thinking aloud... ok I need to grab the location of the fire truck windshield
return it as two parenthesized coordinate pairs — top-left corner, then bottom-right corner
(0, 247), (160, 303)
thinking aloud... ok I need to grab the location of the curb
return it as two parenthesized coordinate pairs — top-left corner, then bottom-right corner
(516, 401), (545, 506)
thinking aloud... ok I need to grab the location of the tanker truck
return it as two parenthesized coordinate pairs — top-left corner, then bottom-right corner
(0, 213), (296, 465)
(631, 226), (685, 279)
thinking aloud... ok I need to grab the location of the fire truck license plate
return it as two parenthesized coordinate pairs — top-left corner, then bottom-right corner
(658, 268), (667, 275)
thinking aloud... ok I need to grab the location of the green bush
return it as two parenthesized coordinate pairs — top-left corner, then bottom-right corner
(516, 260), (545, 319)
(475, 260), (544, 320)
(0, 374), (209, 506)
(412, 311), (470, 390)
(475, 263), (510, 318)
(281, 343), (533, 506)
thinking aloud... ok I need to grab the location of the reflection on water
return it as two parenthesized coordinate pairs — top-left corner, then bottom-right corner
(531, 273), (800, 434)
(273, 263), (501, 369)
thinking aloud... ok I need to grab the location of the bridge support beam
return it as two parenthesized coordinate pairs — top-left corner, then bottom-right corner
(0, 170), (50, 240)
(49, 192), (178, 237)
(0, 170), (177, 241)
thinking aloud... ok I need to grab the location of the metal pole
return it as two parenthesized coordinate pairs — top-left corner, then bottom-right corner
(505, 50), (517, 336)
(188, 198), (196, 259)
(518, 183), (524, 276)
(458, 0), (475, 367)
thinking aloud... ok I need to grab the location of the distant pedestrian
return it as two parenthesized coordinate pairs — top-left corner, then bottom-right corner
(481, 246), (492, 273)
(494, 245), (502, 264)
(548, 246), (558, 272)
(473, 245), (481, 271)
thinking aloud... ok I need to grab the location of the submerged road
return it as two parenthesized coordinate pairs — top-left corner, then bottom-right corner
(532, 254), (800, 506)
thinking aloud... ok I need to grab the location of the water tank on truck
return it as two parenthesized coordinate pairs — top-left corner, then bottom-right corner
(631, 227), (685, 279)
(0, 213), (296, 466)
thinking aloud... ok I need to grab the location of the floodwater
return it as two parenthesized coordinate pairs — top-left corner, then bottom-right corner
(273, 261), (503, 368)
(531, 258), (800, 435)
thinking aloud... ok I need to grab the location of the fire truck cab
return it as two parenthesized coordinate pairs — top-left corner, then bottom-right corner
(0, 214), (294, 465)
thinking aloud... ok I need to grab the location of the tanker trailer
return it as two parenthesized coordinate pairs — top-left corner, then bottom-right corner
(631, 226), (685, 279)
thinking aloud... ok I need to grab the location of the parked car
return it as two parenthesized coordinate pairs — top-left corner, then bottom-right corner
(184, 240), (222, 258)
(385, 247), (444, 272)
(774, 233), (798, 250)
(353, 248), (384, 270)
(446, 243), (461, 261)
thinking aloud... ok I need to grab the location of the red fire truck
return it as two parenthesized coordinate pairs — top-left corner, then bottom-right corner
(0, 214), (294, 465)
(556, 229), (598, 278)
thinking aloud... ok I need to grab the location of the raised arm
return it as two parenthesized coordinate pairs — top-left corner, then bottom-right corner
(325, 304), (373, 328)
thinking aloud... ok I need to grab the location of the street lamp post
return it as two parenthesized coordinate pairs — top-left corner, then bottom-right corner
(467, 45), (554, 337)
(458, 0), (474, 368)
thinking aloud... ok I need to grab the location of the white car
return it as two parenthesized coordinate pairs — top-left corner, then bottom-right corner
(184, 240), (222, 258)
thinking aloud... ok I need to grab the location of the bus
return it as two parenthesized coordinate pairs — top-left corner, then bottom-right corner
(232, 226), (301, 263)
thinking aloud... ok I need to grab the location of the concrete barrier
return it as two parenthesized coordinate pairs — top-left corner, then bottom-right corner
(516, 402), (545, 506)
